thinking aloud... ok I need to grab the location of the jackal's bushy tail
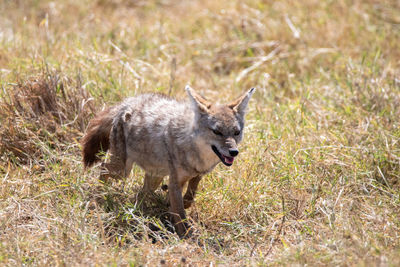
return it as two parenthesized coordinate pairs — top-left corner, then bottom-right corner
(81, 107), (115, 167)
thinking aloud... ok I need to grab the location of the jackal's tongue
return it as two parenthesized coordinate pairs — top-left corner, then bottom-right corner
(223, 155), (234, 165)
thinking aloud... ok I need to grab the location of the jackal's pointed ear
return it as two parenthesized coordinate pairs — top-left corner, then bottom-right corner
(228, 88), (256, 115)
(185, 85), (211, 113)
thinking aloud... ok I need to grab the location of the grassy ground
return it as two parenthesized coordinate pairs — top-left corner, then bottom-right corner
(1, 0), (400, 265)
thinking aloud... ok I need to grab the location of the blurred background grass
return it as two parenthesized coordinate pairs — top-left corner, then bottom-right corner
(0, 0), (399, 265)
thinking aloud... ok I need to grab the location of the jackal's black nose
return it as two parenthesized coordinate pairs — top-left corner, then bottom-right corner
(229, 149), (239, 157)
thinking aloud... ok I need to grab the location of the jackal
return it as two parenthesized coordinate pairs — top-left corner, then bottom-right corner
(82, 86), (255, 237)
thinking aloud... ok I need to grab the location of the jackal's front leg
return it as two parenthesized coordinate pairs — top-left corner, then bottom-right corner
(183, 176), (202, 209)
(168, 177), (191, 238)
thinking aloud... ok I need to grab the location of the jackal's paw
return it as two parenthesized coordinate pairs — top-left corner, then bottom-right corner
(183, 198), (194, 209)
(175, 221), (193, 239)
(99, 171), (120, 183)
(100, 162), (124, 181)
(99, 167), (111, 183)
(161, 184), (168, 191)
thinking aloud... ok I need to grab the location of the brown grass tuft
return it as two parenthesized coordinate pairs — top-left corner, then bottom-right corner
(0, 71), (93, 165)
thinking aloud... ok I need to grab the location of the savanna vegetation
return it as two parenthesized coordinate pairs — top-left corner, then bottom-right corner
(1, 0), (399, 265)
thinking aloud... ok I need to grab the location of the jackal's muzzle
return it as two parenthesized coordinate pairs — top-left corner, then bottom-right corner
(211, 145), (238, 166)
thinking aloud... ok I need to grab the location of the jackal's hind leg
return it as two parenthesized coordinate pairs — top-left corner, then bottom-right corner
(142, 173), (164, 193)
(100, 115), (127, 182)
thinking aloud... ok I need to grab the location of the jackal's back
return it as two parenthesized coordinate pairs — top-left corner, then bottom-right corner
(119, 93), (193, 174)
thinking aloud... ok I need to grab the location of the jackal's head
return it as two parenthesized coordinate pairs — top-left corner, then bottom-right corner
(186, 85), (255, 167)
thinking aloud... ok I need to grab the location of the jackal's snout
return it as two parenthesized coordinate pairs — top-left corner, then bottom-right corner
(229, 149), (239, 157)
(224, 137), (239, 157)
(210, 137), (240, 167)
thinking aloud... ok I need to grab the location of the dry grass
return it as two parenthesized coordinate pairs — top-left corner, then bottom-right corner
(1, 0), (400, 265)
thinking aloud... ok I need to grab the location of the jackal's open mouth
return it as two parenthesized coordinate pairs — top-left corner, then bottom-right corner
(211, 145), (234, 166)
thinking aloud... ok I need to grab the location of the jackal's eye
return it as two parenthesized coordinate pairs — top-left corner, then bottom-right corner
(212, 129), (223, 136)
(234, 130), (241, 136)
